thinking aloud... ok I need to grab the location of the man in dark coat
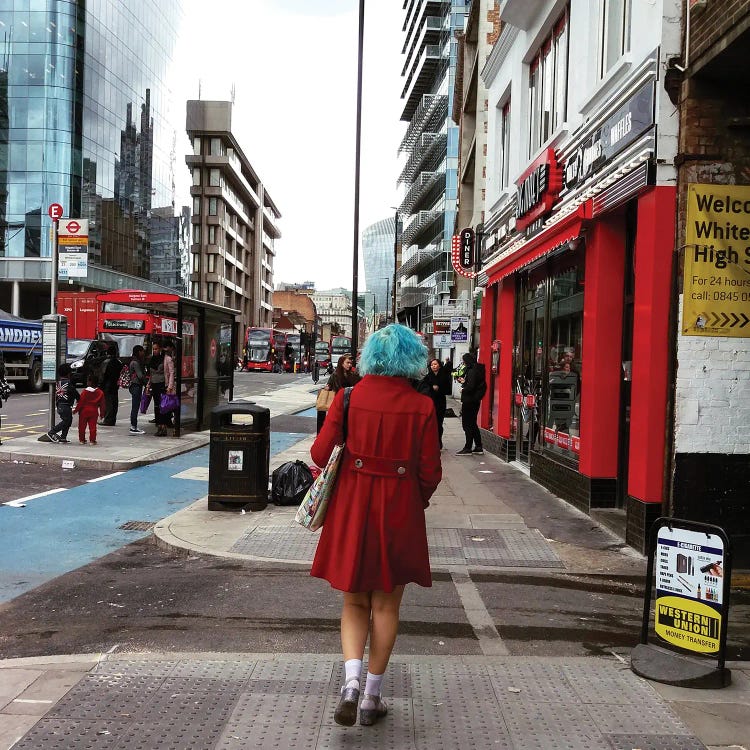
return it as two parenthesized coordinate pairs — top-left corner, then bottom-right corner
(99, 343), (123, 426)
(456, 352), (487, 455)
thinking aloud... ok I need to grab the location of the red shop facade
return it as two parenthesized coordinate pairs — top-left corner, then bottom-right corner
(478, 77), (676, 553)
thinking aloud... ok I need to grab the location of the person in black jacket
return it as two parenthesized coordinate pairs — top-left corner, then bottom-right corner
(456, 352), (487, 455)
(417, 358), (452, 448)
(47, 363), (80, 443)
(99, 343), (123, 426)
(0, 359), (9, 445)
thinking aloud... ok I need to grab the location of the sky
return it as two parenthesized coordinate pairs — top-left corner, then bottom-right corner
(178, 0), (405, 291)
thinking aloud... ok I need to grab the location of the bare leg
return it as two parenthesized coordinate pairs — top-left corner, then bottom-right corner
(341, 591), (372, 661)
(367, 586), (404, 675)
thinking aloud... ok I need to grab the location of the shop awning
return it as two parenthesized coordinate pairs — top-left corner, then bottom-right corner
(486, 203), (589, 286)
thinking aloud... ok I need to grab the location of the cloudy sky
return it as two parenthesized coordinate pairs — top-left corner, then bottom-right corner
(178, 0), (405, 290)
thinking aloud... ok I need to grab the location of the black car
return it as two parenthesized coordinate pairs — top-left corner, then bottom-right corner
(68, 339), (119, 386)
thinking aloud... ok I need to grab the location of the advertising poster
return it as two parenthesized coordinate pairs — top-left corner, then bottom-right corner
(654, 525), (724, 654)
(450, 316), (469, 343)
(683, 184), (750, 337)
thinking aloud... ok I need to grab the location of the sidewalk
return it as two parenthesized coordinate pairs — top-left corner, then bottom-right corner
(0, 382), (748, 749)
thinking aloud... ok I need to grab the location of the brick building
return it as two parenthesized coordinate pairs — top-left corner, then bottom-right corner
(671, 0), (750, 560)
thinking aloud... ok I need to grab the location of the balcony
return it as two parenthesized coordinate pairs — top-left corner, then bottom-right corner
(401, 209), (442, 248)
(399, 132), (447, 184)
(399, 170), (446, 214)
(402, 15), (443, 74)
(398, 241), (442, 279)
(400, 44), (446, 122)
(399, 93), (448, 150)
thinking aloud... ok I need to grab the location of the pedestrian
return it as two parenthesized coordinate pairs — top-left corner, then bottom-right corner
(74, 372), (105, 445)
(148, 337), (168, 436)
(455, 352), (487, 455)
(310, 324), (442, 728)
(0, 359), (10, 446)
(99, 342), (122, 426)
(47, 363), (79, 443)
(417, 358), (452, 448)
(127, 345), (148, 434)
(159, 340), (177, 437)
(316, 354), (361, 434)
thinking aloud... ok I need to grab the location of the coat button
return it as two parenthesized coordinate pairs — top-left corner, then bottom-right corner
(397, 466), (406, 475)
(354, 459), (363, 468)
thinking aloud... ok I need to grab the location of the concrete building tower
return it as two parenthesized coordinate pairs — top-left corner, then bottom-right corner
(397, 0), (468, 333)
(186, 100), (281, 333)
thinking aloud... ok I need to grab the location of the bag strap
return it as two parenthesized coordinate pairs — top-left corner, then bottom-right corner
(342, 386), (352, 443)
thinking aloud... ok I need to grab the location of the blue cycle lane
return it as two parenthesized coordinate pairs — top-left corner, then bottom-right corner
(0, 432), (308, 604)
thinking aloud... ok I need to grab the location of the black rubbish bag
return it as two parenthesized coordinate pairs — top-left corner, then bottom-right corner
(271, 460), (314, 506)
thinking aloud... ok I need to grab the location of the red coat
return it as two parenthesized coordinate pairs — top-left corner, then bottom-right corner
(310, 375), (442, 593)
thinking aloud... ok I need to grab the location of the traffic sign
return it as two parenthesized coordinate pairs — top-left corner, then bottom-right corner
(48, 203), (64, 221)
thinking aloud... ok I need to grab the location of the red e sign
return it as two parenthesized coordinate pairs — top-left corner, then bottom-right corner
(48, 203), (64, 220)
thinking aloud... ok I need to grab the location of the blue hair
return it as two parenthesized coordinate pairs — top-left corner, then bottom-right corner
(358, 324), (428, 379)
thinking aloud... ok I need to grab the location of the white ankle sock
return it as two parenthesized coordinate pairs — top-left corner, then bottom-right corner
(344, 658), (362, 689)
(364, 671), (383, 698)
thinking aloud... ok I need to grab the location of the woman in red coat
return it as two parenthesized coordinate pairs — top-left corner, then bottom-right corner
(310, 324), (442, 728)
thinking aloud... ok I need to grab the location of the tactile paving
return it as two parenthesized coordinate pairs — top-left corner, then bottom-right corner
(488, 660), (574, 703)
(11, 718), (129, 749)
(501, 700), (609, 750)
(605, 734), (708, 750)
(585, 702), (693, 734)
(562, 662), (660, 705)
(229, 524), (563, 569)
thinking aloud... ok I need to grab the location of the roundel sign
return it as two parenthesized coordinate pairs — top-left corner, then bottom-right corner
(210, 338), (217, 358)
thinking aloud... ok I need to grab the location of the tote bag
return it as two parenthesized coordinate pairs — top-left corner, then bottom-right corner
(296, 387), (351, 531)
(315, 387), (336, 412)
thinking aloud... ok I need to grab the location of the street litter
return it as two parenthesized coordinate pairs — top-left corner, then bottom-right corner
(470, 536), (486, 542)
(478, 470), (493, 473)
(508, 687), (521, 693)
(62, 459), (75, 469)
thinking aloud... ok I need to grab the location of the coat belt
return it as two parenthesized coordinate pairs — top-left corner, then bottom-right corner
(346, 451), (410, 477)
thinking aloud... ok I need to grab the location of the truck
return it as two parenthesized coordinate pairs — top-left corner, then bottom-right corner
(0, 309), (44, 392)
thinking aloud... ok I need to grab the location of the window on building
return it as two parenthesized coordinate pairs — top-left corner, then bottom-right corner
(192, 196), (201, 215)
(192, 224), (201, 243)
(498, 99), (511, 188)
(192, 168), (201, 186)
(192, 253), (200, 273)
(192, 137), (201, 155)
(209, 168), (220, 187)
(600, 0), (631, 78)
(207, 282), (215, 302)
(528, 8), (569, 157)
(208, 225), (217, 244)
(191, 281), (199, 298)
(209, 137), (222, 156)
(208, 253), (216, 273)
(208, 197), (218, 216)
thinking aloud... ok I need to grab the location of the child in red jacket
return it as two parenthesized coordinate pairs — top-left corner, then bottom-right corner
(74, 373), (105, 444)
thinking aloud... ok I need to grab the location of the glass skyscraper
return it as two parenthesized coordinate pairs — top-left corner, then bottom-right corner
(0, 0), (186, 318)
(363, 215), (397, 325)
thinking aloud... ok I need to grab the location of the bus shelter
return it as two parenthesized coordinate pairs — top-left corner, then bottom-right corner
(95, 290), (238, 434)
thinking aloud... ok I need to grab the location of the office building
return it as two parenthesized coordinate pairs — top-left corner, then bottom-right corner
(362, 215), (397, 326)
(186, 100), (281, 333)
(0, 0), (188, 318)
(397, 1), (468, 332)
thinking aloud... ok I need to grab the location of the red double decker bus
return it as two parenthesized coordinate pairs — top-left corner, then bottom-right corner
(244, 327), (288, 372)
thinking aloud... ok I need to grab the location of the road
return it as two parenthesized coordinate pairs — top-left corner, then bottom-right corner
(0, 372), (316, 603)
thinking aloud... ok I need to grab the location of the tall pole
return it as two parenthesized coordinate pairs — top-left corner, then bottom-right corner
(351, 0), (365, 356)
(392, 210), (399, 324)
(385, 277), (390, 325)
(48, 218), (59, 429)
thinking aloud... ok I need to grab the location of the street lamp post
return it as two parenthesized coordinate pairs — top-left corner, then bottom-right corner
(351, 0), (365, 357)
(392, 209), (400, 324)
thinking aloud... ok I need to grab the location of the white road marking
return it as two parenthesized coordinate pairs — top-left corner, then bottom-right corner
(13, 699), (53, 704)
(3, 488), (66, 507)
(86, 472), (125, 483)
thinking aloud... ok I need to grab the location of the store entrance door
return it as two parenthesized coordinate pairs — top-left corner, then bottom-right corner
(516, 300), (544, 465)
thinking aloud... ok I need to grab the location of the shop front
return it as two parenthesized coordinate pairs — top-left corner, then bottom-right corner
(478, 69), (677, 553)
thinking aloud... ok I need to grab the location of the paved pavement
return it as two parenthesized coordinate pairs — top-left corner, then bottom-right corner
(0, 380), (748, 749)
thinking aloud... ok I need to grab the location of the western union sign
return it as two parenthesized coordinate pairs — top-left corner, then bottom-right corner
(683, 184), (750, 337)
(655, 595), (721, 654)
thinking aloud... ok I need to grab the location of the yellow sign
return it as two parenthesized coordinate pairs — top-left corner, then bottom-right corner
(655, 595), (721, 654)
(58, 236), (89, 246)
(683, 184), (750, 336)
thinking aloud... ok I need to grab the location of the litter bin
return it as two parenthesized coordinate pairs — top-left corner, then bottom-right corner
(208, 402), (270, 511)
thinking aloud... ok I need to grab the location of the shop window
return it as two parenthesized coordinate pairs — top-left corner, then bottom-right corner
(528, 7), (569, 157)
(544, 264), (584, 459)
(600, 0), (631, 78)
(498, 99), (511, 189)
